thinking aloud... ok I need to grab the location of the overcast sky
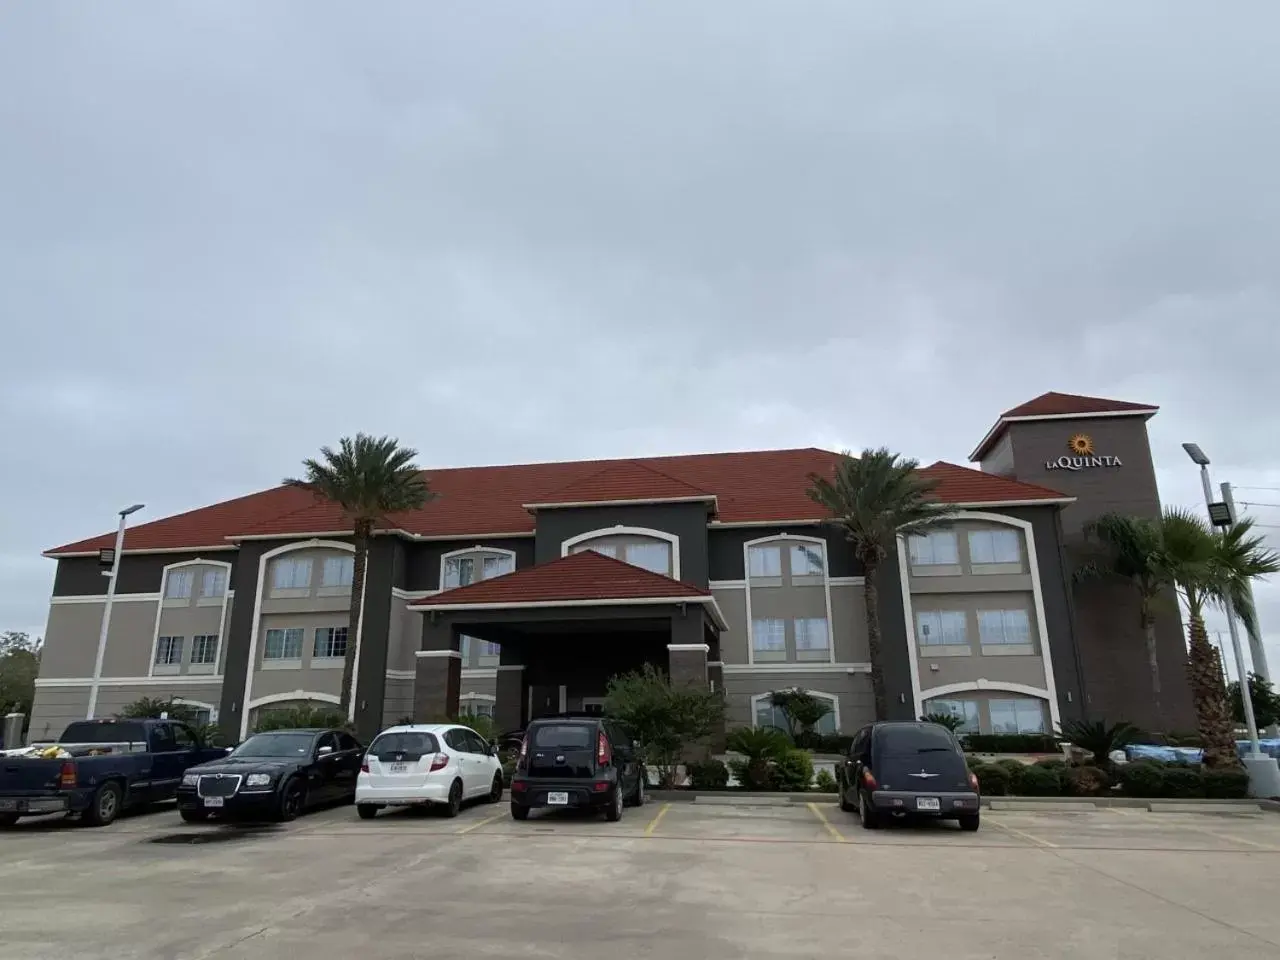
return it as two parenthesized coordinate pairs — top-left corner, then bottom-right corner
(2, 2), (1278, 675)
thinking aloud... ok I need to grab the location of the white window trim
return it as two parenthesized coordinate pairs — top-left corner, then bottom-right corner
(438, 545), (518, 591)
(749, 689), (841, 733)
(743, 534), (835, 666)
(172, 698), (219, 723)
(247, 690), (341, 711)
(241, 540), (358, 739)
(263, 626), (306, 662)
(147, 558), (234, 680)
(190, 634), (221, 667)
(897, 512), (1060, 730)
(560, 526), (681, 579)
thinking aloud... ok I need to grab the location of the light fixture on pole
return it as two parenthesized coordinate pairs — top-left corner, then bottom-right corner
(86, 503), (145, 720)
(1182, 444), (1279, 798)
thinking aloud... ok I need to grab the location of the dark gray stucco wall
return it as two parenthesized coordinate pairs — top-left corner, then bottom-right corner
(707, 525), (861, 580)
(353, 537), (398, 741)
(217, 541), (269, 739)
(52, 550), (239, 596)
(532, 502), (713, 586)
(873, 554), (916, 722)
(402, 538), (536, 591)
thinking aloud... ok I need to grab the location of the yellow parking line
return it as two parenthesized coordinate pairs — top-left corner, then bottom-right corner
(989, 819), (1058, 849)
(644, 802), (672, 837)
(806, 802), (846, 843)
(455, 813), (505, 835)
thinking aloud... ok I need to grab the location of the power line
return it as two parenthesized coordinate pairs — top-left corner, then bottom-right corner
(1239, 501), (1280, 509)
(1233, 486), (1280, 493)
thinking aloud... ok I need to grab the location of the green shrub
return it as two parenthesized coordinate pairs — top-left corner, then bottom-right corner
(771, 750), (815, 792)
(688, 759), (730, 790)
(813, 769), (838, 793)
(794, 732), (854, 754)
(726, 727), (792, 790)
(970, 762), (1010, 796)
(1118, 760), (1166, 798)
(1162, 765), (1206, 799)
(254, 706), (349, 732)
(1034, 758), (1070, 773)
(1065, 765), (1111, 797)
(920, 712), (965, 732)
(501, 757), (516, 787)
(994, 758), (1026, 793)
(1058, 719), (1139, 767)
(1017, 763), (1063, 796)
(1203, 768), (1250, 799)
(964, 733), (1059, 753)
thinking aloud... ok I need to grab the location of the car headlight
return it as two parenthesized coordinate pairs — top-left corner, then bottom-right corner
(245, 774), (273, 788)
(182, 773), (199, 786)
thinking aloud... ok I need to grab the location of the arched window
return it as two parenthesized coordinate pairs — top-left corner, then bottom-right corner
(561, 526), (680, 578)
(750, 691), (840, 734)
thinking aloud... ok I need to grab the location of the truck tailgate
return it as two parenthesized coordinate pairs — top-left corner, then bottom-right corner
(0, 758), (66, 794)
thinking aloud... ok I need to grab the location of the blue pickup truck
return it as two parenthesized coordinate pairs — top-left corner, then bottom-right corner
(0, 718), (227, 827)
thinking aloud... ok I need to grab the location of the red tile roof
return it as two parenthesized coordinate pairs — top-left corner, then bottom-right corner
(918, 462), (1069, 505)
(525, 460), (714, 507)
(409, 549), (710, 607)
(970, 392), (1159, 461)
(45, 448), (1070, 556)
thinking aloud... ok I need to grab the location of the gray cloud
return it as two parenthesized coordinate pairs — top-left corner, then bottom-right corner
(3, 1), (1279, 673)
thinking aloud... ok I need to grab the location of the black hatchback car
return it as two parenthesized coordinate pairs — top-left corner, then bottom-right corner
(509, 716), (645, 821)
(837, 721), (981, 831)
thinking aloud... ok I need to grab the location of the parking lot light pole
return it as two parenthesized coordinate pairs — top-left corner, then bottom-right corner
(86, 503), (144, 719)
(1182, 444), (1279, 798)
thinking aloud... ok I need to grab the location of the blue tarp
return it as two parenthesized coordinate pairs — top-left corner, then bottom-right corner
(1125, 740), (1280, 764)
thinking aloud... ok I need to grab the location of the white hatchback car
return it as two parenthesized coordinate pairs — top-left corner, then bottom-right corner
(356, 723), (504, 819)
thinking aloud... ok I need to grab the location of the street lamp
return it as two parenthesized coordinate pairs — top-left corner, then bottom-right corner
(86, 503), (145, 719)
(1182, 444), (1279, 797)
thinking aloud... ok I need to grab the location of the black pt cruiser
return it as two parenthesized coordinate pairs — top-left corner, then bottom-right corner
(177, 728), (363, 823)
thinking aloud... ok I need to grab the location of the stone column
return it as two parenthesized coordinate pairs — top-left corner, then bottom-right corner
(669, 609), (710, 687)
(413, 616), (461, 720)
(495, 666), (527, 732)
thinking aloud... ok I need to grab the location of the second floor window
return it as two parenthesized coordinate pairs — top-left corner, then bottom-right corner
(977, 609), (1032, 646)
(191, 635), (219, 665)
(969, 529), (1021, 565)
(748, 545), (782, 578)
(794, 617), (830, 660)
(322, 556), (354, 587)
(916, 610), (968, 647)
(200, 569), (226, 598)
(166, 571), (193, 599)
(789, 545), (824, 577)
(751, 618), (787, 660)
(443, 557), (475, 589)
(155, 636), (183, 665)
(623, 542), (670, 575)
(482, 554), (515, 578)
(272, 558), (312, 590)
(264, 627), (304, 660)
(314, 627), (349, 659)
(908, 531), (959, 566)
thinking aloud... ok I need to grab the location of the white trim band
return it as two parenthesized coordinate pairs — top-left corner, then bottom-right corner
(496, 664), (526, 672)
(721, 662), (872, 675)
(416, 650), (463, 659)
(667, 643), (710, 653)
(51, 593), (162, 605)
(36, 675), (226, 688)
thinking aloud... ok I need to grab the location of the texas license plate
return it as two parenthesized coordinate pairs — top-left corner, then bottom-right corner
(547, 792), (569, 806)
(916, 797), (940, 812)
(203, 797), (225, 808)
(389, 763), (408, 774)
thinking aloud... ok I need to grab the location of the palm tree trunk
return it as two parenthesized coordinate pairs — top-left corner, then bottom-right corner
(1140, 606), (1162, 724)
(862, 559), (888, 720)
(1185, 612), (1240, 768)
(340, 520), (372, 718)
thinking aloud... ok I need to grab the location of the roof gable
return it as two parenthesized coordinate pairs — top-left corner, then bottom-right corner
(524, 459), (714, 508)
(408, 549), (709, 607)
(970, 391), (1159, 461)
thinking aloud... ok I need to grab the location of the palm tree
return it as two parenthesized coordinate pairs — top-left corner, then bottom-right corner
(807, 449), (954, 719)
(1161, 510), (1279, 768)
(286, 434), (433, 715)
(1076, 513), (1173, 720)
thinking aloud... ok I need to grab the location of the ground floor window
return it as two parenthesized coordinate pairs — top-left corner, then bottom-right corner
(989, 698), (1046, 734)
(752, 691), (839, 734)
(924, 697), (980, 734)
(460, 695), (494, 719)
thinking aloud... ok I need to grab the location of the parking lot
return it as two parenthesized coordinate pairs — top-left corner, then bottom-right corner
(2, 799), (1279, 959)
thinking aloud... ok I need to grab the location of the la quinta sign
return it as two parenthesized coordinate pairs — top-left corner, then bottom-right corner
(1045, 434), (1123, 472)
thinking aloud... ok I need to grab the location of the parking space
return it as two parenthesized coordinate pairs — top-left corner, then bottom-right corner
(2, 800), (1279, 958)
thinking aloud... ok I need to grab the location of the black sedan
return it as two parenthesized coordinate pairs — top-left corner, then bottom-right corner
(177, 728), (364, 823)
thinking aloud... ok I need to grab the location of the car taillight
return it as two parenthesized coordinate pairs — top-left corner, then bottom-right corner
(597, 730), (610, 766)
(58, 761), (76, 789)
(861, 769), (878, 790)
(969, 772), (980, 792)
(429, 753), (449, 772)
(360, 761), (369, 773)
(518, 736), (528, 759)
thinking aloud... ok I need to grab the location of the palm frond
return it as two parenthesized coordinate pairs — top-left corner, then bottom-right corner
(284, 433), (433, 524)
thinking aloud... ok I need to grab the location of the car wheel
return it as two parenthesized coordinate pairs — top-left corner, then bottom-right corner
(356, 804), (380, 820)
(179, 809), (210, 824)
(958, 813), (980, 832)
(487, 772), (504, 803)
(510, 802), (530, 821)
(604, 784), (624, 822)
(275, 778), (305, 822)
(858, 791), (880, 831)
(0, 812), (20, 828)
(630, 773), (646, 808)
(442, 779), (463, 818)
(839, 781), (856, 813)
(83, 781), (123, 827)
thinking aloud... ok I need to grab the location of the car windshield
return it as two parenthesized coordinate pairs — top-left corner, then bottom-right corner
(877, 725), (959, 758)
(369, 732), (438, 754)
(531, 724), (594, 749)
(230, 733), (315, 758)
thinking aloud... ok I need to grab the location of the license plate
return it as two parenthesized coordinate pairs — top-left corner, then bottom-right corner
(0, 799), (17, 811)
(916, 797), (940, 812)
(389, 763), (408, 774)
(203, 797), (225, 808)
(547, 792), (569, 806)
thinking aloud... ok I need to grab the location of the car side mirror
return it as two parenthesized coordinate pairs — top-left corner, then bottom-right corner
(224, 746), (234, 755)
(317, 745), (334, 757)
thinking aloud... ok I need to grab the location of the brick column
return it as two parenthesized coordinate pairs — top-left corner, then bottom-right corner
(495, 666), (527, 732)
(707, 658), (727, 751)
(668, 644), (709, 687)
(413, 616), (461, 720)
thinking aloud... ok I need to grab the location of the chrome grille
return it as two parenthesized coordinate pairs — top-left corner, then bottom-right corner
(197, 774), (242, 798)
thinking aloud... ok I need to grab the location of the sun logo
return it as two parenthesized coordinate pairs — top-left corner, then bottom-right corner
(1068, 434), (1095, 456)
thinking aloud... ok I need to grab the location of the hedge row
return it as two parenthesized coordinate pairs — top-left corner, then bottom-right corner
(969, 758), (1250, 799)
